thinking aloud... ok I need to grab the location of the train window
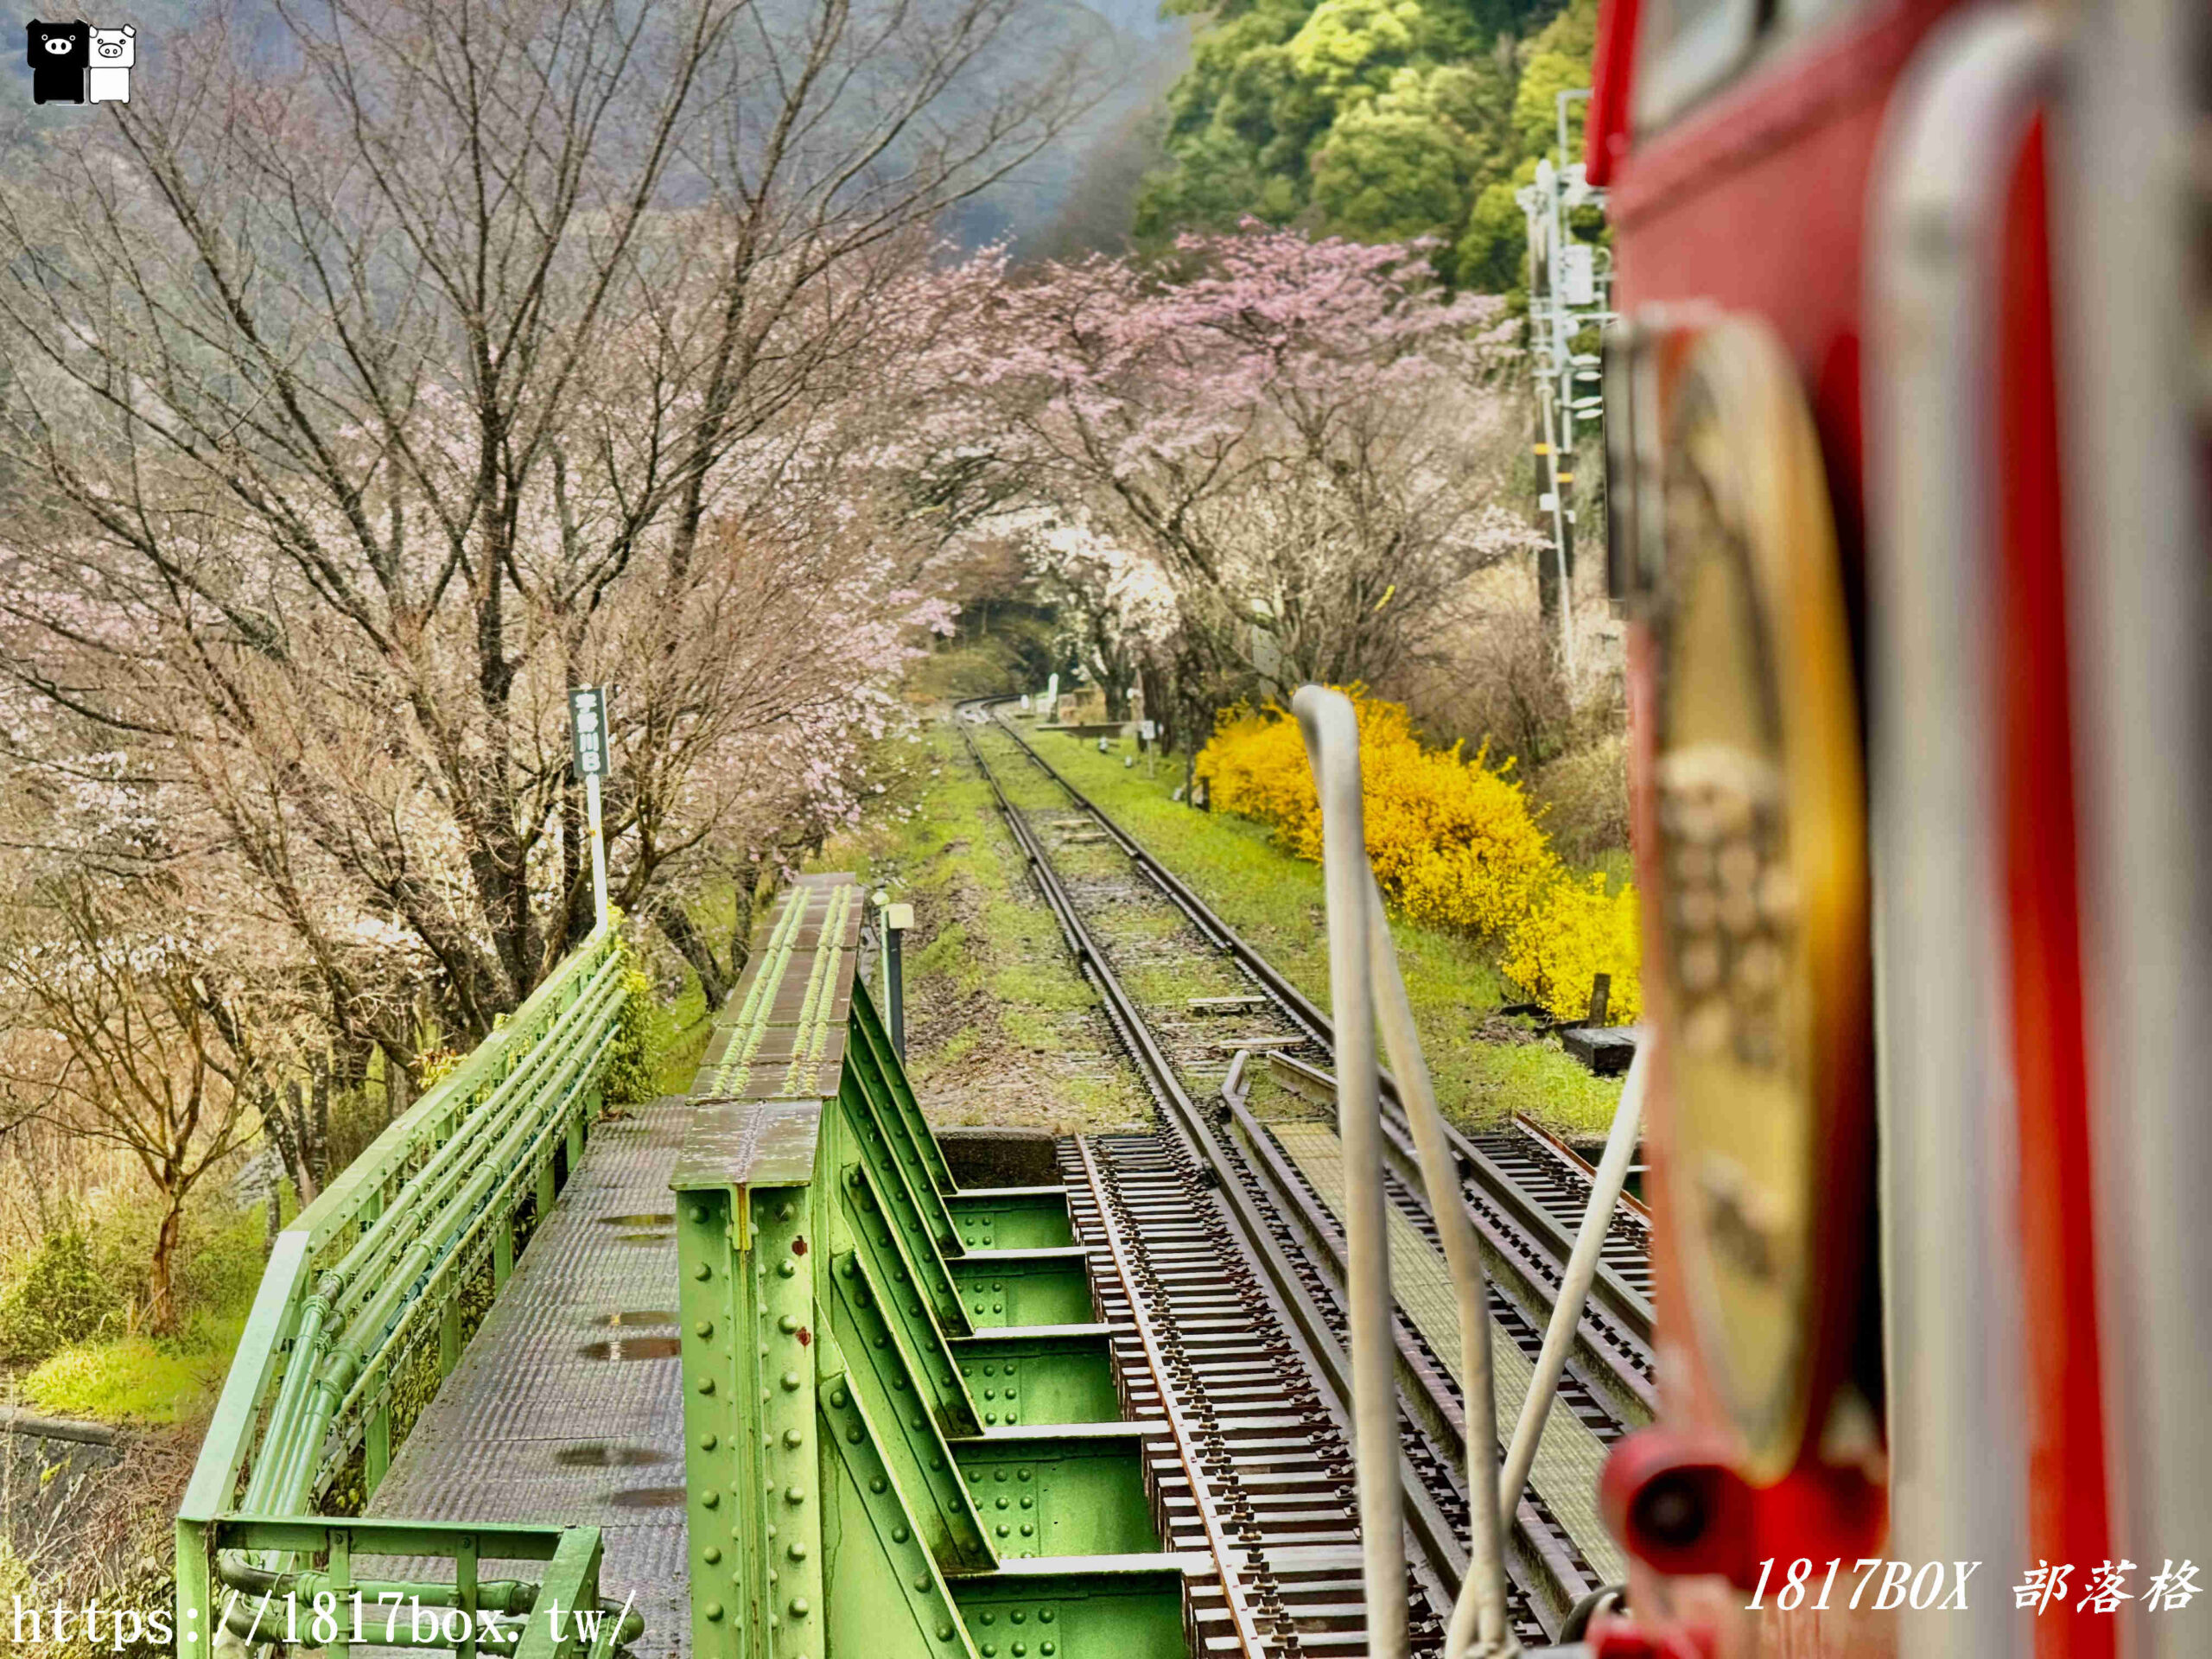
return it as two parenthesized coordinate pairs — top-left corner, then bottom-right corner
(1635, 0), (1875, 133)
(1632, 0), (1760, 131)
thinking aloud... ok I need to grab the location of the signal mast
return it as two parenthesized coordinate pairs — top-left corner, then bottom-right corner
(1517, 87), (1611, 689)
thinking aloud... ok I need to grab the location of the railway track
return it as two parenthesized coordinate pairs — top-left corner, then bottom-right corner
(952, 699), (1651, 1647)
(969, 702), (1655, 1400)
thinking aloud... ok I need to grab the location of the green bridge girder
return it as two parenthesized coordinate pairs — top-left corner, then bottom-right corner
(176, 877), (1193, 1659)
(671, 874), (1187, 1659)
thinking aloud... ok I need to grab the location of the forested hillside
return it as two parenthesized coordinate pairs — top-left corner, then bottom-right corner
(1135, 0), (1597, 289)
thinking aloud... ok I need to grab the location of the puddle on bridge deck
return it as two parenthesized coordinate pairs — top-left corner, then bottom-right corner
(577, 1336), (683, 1362)
(606, 1486), (687, 1509)
(596, 1211), (676, 1246)
(554, 1442), (672, 1468)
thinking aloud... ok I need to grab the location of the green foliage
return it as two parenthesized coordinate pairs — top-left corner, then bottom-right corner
(164, 1202), (268, 1322)
(0, 1197), (274, 1425)
(20, 1322), (238, 1423)
(1137, 0), (1599, 298)
(1310, 72), (1478, 241)
(601, 940), (660, 1107)
(70, 1192), (268, 1330)
(0, 1230), (124, 1364)
(1511, 0), (1599, 151)
(1453, 161), (1536, 293)
(649, 961), (714, 1096)
(1288, 0), (1431, 102)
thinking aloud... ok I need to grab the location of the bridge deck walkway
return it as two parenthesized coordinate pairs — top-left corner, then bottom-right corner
(364, 1093), (692, 1656)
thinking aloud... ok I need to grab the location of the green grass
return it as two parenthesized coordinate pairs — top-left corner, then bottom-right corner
(808, 727), (1145, 1128)
(21, 1317), (242, 1425)
(0, 1196), (274, 1427)
(1021, 724), (1624, 1135)
(648, 967), (714, 1096)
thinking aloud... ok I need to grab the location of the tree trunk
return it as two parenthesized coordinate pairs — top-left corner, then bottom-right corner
(385, 1047), (413, 1123)
(311, 1056), (333, 1187)
(147, 1199), (185, 1337)
(728, 868), (770, 976)
(270, 1083), (321, 1211)
(656, 900), (730, 1010)
(1140, 663), (1173, 753)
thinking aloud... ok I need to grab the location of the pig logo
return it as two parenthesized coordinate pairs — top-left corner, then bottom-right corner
(87, 25), (131, 104)
(26, 21), (88, 105)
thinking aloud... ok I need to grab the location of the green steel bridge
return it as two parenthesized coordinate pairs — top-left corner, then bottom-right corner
(177, 693), (1650, 1659)
(179, 874), (1185, 1659)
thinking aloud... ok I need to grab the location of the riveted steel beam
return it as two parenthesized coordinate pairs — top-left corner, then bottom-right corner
(675, 876), (1199, 1659)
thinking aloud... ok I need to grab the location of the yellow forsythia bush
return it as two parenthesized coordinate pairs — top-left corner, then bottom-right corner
(1196, 691), (1641, 1022)
(1501, 870), (1643, 1024)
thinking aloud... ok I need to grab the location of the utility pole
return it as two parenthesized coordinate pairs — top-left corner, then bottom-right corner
(1517, 87), (1611, 699)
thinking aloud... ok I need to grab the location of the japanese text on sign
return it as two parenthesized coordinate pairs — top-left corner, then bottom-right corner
(569, 686), (609, 779)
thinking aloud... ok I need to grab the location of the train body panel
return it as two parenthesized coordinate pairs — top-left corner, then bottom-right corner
(1591, 0), (2209, 1655)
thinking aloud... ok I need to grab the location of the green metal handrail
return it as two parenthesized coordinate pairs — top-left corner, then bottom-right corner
(179, 925), (634, 1656)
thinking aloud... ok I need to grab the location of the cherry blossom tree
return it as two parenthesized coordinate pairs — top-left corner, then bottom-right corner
(0, 0), (1071, 1077)
(923, 225), (1539, 745)
(0, 879), (263, 1335)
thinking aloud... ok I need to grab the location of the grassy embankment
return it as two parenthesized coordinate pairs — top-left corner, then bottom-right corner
(0, 1201), (266, 1426)
(1023, 722), (1623, 1136)
(807, 727), (1147, 1133)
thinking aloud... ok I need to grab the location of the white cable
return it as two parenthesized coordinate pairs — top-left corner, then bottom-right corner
(1498, 1042), (1645, 1531)
(1362, 872), (1516, 1658)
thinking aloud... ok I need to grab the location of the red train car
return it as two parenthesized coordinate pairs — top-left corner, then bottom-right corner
(1584, 0), (2209, 1655)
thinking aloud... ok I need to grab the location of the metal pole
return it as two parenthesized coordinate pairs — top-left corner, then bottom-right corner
(873, 890), (892, 1027)
(1547, 90), (1592, 699)
(1363, 872), (1514, 1657)
(1555, 88), (1591, 177)
(1540, 378), (1578, 688)
(1497, 1042), (1644, 1529)
(1291, 685), (1407, 1659)
(585, 771), (609, 932)
(887, 918), (907, 1060)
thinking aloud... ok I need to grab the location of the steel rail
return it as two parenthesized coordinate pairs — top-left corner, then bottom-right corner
(959, 719), (1471, 1618)
(972, 701), (1654, 1435)
(959, 703), (1652, 1632)
(1076, 1136), (1273, 1659)
(975, 702), (1656, 1357)
(954, 711), (1628, 1643)
(1509, 1115), (1652, 1229)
